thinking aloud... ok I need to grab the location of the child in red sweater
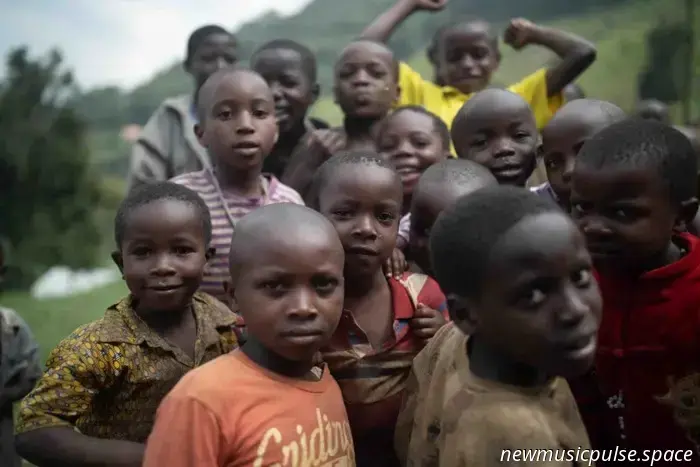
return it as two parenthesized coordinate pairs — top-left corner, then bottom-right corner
(570, 119), (700, 465)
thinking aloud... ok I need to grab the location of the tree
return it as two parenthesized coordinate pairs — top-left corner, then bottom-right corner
(0, 47), (102, 289)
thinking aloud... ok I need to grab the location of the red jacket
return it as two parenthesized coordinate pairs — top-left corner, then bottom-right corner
(573, 233), (700, 465)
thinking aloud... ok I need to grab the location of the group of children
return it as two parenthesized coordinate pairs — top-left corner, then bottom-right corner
(6, 0), (700, 465)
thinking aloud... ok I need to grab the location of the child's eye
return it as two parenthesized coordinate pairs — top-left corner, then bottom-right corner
(470, 139), (487, 149)
(613, 209), (630, 221)
(332, 209), (353, 220)
(218, 109), (232, 120)
(524, 288), (546, 308)
(261, 281), (287, 294)
(173, 246), (194, 256)
(130, 247), (151, 257)
(253, 109), (270, 119)
(572, 268), (592, 287)
(514, 131), (531, 141)
(377, 212), (396, 224)
(313, 277), (339, 295)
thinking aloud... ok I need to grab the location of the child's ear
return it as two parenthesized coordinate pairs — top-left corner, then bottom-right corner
(394, 84), (402, 106)
(311, 83), (320, 103)
(194, 123), (206, 146)
(447, 293), (477, 335)
(675, 197), (699, 232)
(205, 247), (216, 262)
(111, 251), (124, 277)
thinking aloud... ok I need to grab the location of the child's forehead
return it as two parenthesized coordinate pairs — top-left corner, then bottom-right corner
(323, 163), (402, 200)
(252, 47), (304, 69)
(207, 72), (273, 105)
(458, 95), (533, 131)
(384, 110), (435, 133)
(441, 21), (495, 47)
(197, 33), (237, 51)
(338, 41), (393, 67)
(573, 164), (665, 199)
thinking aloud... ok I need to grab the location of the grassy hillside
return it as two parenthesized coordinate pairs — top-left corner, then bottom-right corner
(309, 0), (698, 126)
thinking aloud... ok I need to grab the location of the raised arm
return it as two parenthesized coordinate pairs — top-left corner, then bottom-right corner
(504, 19), (596, 97)
(360, 0), (447, 43)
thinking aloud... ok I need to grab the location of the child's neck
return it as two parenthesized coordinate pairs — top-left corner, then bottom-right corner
(343, 116), (382, 145)
(214, 164), (263, 197)
(242, 337), (319, 381)
(135, 303), (194, 334)
(344, 268), (387, 300)
(602, 238), (685, 278)
(468, 334), (550, 388)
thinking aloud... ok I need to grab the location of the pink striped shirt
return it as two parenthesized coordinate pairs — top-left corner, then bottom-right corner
(171, 170), (304, 303)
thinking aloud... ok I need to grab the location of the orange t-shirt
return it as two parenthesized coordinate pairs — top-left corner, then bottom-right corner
(143, 350), (356, 467)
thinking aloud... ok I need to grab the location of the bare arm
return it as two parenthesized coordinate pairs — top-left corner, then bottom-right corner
(530, 26), (596, 97)
(16, 428), (144, 467)
(360, 0), (447, 43)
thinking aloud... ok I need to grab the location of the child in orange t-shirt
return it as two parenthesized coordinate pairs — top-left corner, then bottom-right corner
(143, 204), (355, 467)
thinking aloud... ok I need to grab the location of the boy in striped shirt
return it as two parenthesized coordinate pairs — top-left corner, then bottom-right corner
(172, 68), (303, 305)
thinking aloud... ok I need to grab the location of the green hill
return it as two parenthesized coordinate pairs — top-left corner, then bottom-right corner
(77, 0), (699, 171)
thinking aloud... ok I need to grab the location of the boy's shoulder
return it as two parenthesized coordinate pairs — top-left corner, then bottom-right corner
(170, 170), (211, 192)
(393, 272), (447, 311)
(265, 175), (304, 205)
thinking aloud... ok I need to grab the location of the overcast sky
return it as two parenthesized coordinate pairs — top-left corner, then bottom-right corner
(0, 0), (313, 89)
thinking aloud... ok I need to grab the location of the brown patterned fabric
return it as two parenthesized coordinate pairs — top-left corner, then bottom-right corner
(16, 292), (238, 442)
(395, 323), (592, 466)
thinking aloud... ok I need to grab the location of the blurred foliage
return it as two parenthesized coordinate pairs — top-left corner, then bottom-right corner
(0, 47), (102, 289)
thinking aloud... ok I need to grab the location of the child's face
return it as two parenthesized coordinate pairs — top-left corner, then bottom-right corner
(333, 42), (398, 119)
(186, 33), (237, 90)
(251, 47), (317, 134)
(473, 212), (601, 378)
(570, 166), (688, 272)
(197, 72), (278, 173)
(436, 22), (500, 95)
(232, 226), (344, 362)
(541, 113), (611, 206)
(453, 94), (538, 186)
(410, 179), (494, 276)
(114, 199), (209, 314)
(318, 165), (402, 278)
(377, 110), (448, 196)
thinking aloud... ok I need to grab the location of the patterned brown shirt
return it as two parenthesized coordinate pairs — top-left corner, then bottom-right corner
(16, 292), (239, 442)
(395, 323), (592, 466)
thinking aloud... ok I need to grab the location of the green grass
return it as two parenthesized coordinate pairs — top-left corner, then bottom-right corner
(309, 0), (700, 126)
(6, 281), (127, 363)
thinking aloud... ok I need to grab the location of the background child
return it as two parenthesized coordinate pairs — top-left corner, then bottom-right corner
(250, 39), (329, 178)
(309, 151), (447, 466)
(172, 68), (303, 305)
(376, 106), (451, 250)
(408, 159), (497, 277)
(537, 98), (626, 210)
(282, 40), (399, 198)
(360, 0), (596, 133)
(143, 204), (354, 467)
(0, 240), (41, 467)
(569, 119), (700, 460)
(127, 25), (238, 192)
(15, 182), (239, 467)
(396, 185), (601, 465)
(634, 98), (670, 124)
(451, 88), (539, 187)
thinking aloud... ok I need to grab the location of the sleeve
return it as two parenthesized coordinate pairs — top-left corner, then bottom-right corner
(419, 277), (449, 320)
(126, 105), (175, 192)
(397, 62), (430, 107)
(443, 406), (571, 466)
(15, 330), (117, 434)
(0, 308), (41, 405)
(507, 69), (564, 130)
(397, 213), (411, 243)
(394, 345), (429, 465)
(143, 394), (223, 467)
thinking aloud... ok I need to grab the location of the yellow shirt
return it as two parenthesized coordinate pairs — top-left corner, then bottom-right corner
(397, 62), (563, 156)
